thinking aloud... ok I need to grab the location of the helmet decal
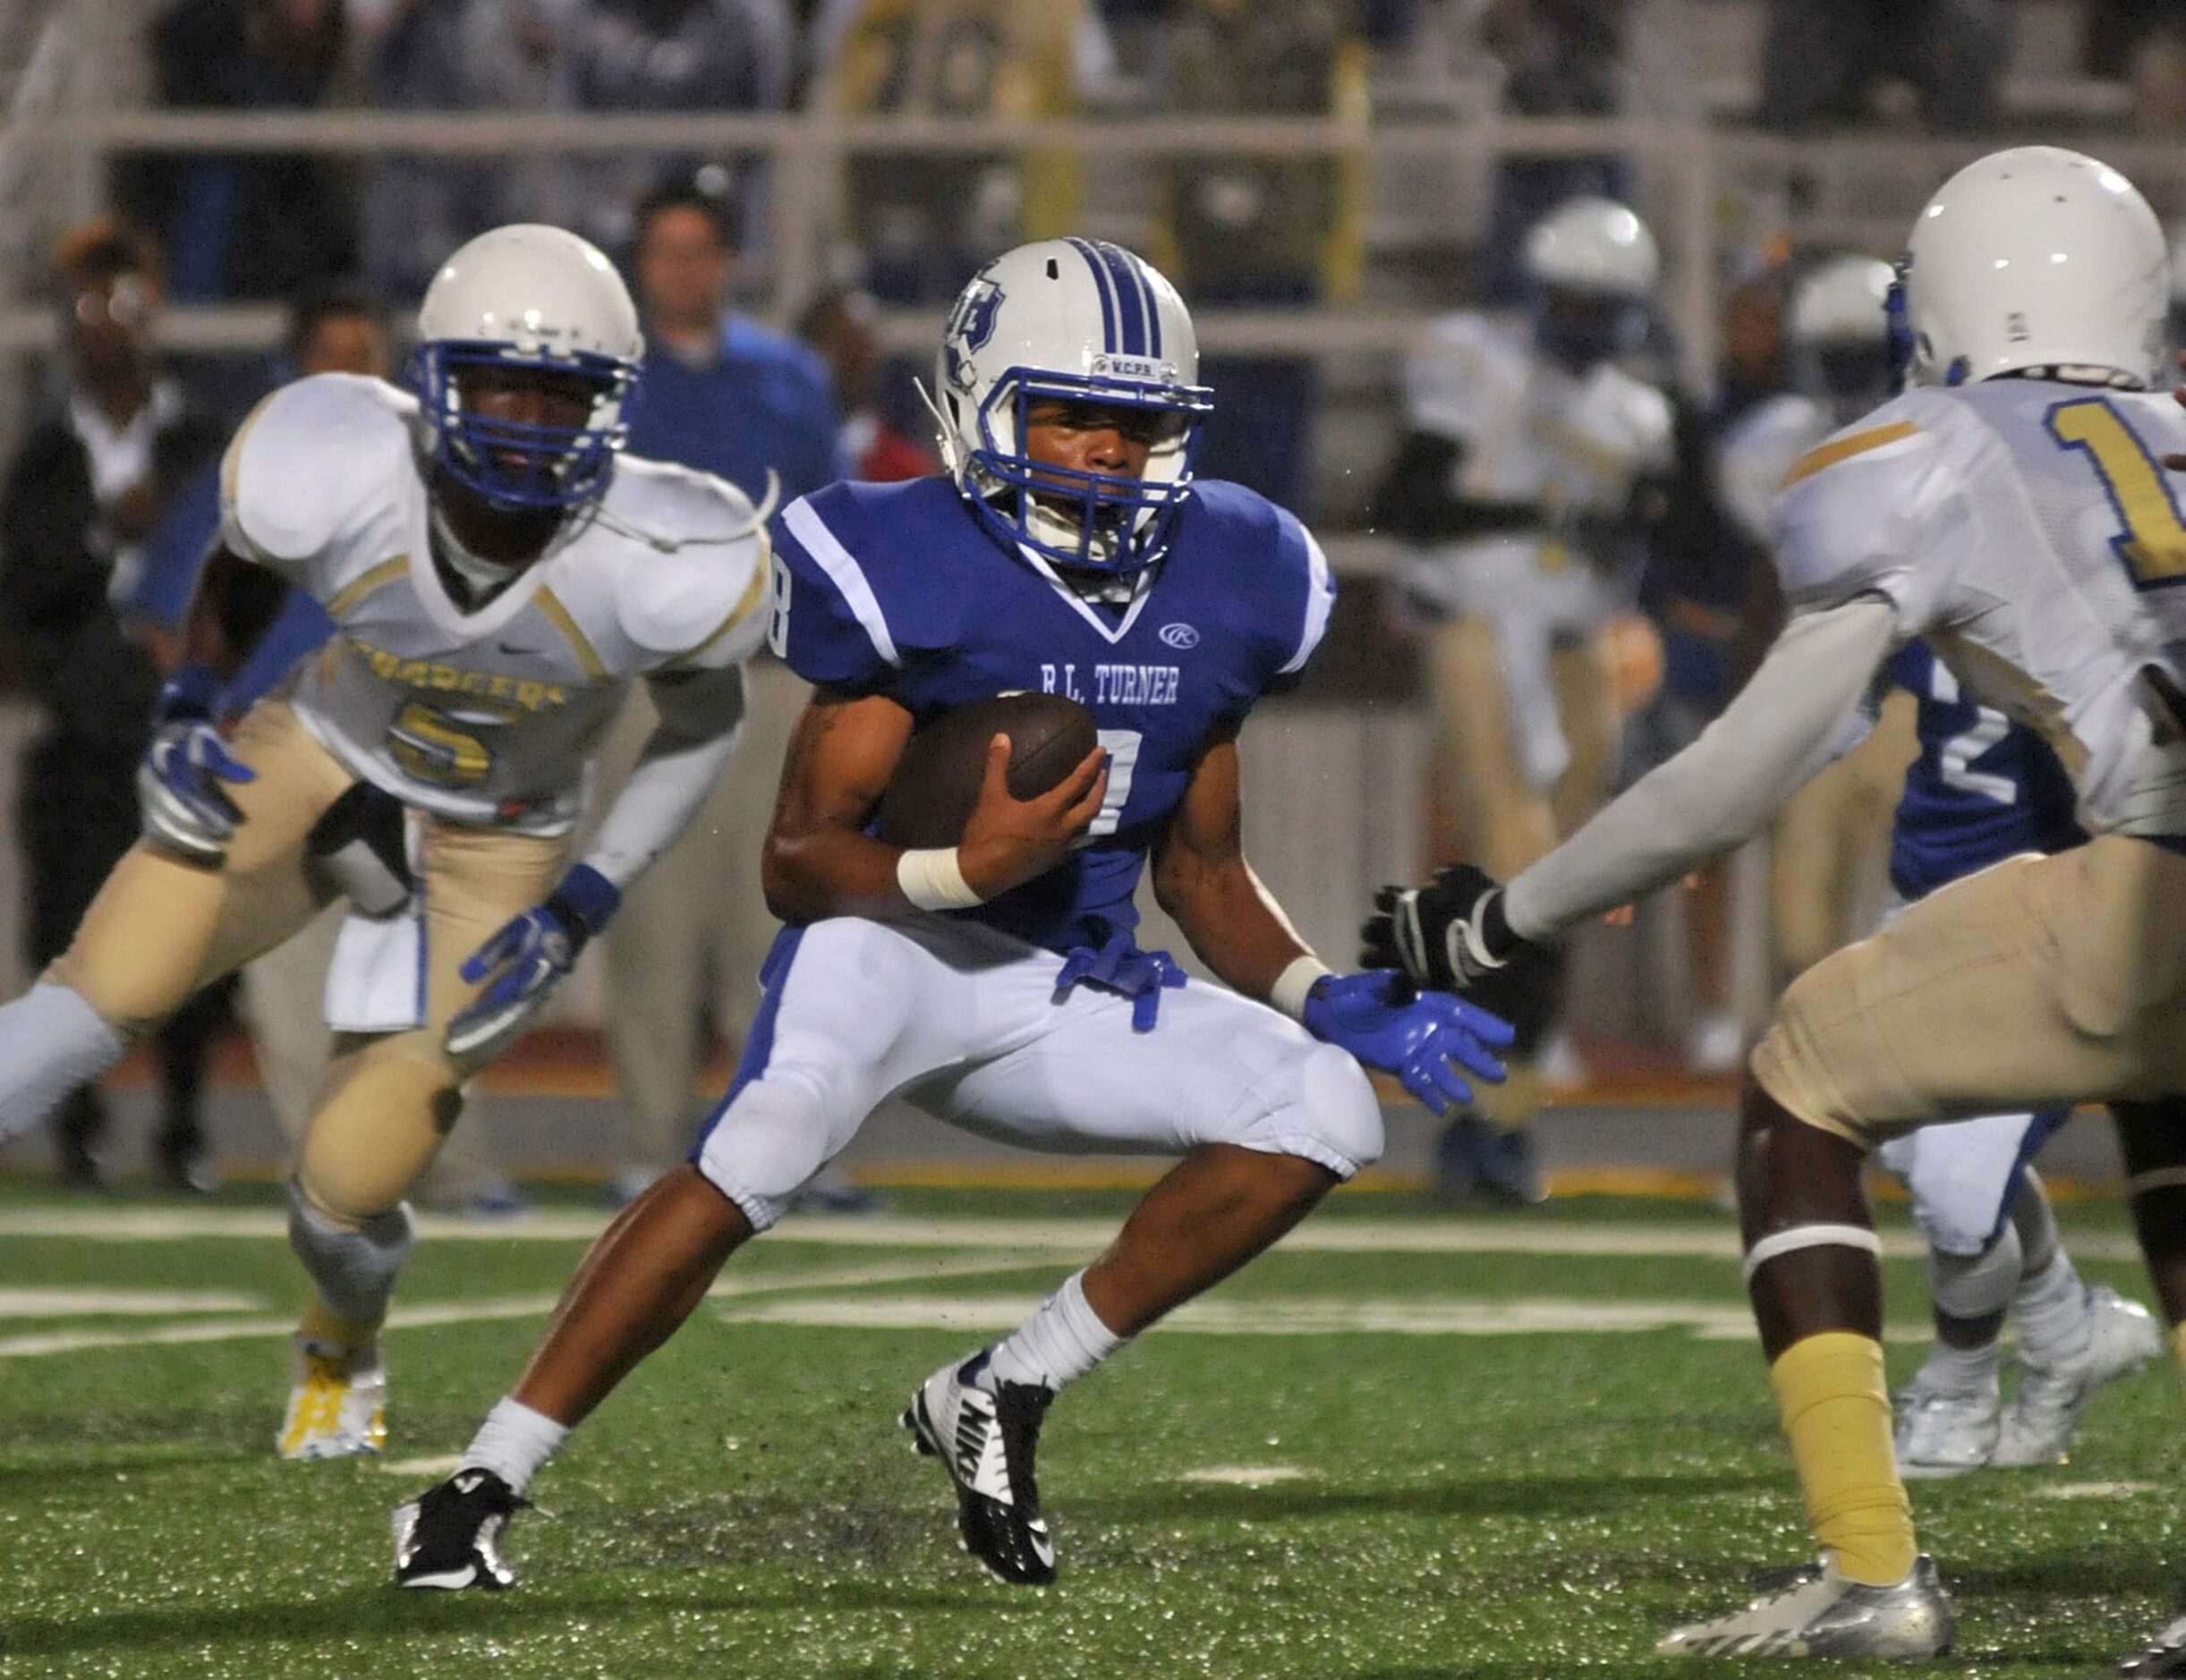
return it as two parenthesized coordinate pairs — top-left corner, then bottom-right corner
(945, 277), (1005, 392)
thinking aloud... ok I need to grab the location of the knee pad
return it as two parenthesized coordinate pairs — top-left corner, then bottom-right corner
(287, 1178), (416, 1327)
(0, 985), (126, 1145)
(692, 1071), (848, 1233)
(1223, 1043), (1385, 1180)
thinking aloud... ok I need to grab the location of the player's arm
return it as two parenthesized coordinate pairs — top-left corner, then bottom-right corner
(1154, 718), (1512, 1115)
(1368, 594), (1898, 992)
(180, 545), (293, 680)
(760, 686), (1109, 925)
(1149, 717), (1313, 1001)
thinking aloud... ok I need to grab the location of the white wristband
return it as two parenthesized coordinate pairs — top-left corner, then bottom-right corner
(1270, 955), (1334, 1022)
(896, 846), (984, 912)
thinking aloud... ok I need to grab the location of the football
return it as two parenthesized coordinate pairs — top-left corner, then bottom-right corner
(875, 692), (1102, 848)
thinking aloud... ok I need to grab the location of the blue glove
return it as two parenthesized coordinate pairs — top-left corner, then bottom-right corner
(1054, 925), (1187, 1033)
(445, 863), (620, 1061)
(1302, 971), (1515, 1116)
(135, 666), (256, 864)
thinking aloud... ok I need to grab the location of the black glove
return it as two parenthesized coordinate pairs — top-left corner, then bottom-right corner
(1360, 864), (1562, 1050)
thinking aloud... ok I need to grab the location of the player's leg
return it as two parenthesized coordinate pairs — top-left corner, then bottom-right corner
(1991, 1160), (2161, 1465)
(2100, 1099), (2186, 1677)
(395, 916), (966, 1586)
(1664, 836), (2186, 1658)
(1876, 1111), (2060, 1475)
(901, 967), (1382, 1584)
(0, 700), (348, 1148)
(1424, 610), (1560, 1201)
(280, 817), (564, 1460)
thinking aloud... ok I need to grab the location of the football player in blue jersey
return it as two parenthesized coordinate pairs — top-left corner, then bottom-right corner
(1875, 641), (2159, 1477)
(394, 237), (1512, 1592)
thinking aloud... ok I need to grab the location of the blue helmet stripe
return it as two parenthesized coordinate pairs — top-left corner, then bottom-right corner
(1140, 259), (1162, 359)
(1094, 241), (1148, 355)
(1067, 237), (1119, 354)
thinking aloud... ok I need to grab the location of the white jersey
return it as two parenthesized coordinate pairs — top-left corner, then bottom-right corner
(1714, 392), (1831, 547)
(1399, 311), (1673, 621)
(1771, 379), (2186, 837)
(219, 374), (769, 834)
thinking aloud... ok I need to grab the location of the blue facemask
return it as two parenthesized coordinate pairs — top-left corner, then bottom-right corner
(411, 340), (638, 513)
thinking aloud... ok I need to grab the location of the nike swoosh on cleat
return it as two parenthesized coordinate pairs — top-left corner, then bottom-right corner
(453, 1472), (484, 1494)
(1028, 1523), (1055, 1568)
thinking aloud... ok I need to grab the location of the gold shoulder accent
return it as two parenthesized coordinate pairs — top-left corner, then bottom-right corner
(536, 585), (608, 681)
(1782, 419), (1922, 492)
(217, 388), (285, 560)
(325, 555), (411, 619)
(675, 545), (772, 668)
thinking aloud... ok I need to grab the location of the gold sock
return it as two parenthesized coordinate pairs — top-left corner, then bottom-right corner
(1768, 1331), (1916, 1586)
(300, 1296), (381, 1354)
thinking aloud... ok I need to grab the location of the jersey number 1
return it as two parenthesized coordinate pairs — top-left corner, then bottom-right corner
(2046, 397), (2186, 590)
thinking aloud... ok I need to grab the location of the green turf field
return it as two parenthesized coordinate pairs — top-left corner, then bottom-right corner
(0, 1183), (2176, 1678)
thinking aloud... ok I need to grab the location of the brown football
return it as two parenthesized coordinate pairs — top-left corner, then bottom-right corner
(875, 692), (1102, 849)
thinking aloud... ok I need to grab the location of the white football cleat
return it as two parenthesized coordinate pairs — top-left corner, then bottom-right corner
(1992, 1285), (2161, 1468)
(1893, 1374), (1999, 1479)
(902, 1352), (1058, 1586)
(277, 1336), (387, 1460)
(2122, 1608), (2186, 1676)
(1658, 1554), (1955, 1659)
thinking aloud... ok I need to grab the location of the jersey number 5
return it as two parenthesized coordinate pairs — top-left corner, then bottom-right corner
(2046, 397), (2186, 590)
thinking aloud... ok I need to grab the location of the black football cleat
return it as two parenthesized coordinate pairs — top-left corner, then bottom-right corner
(393, 1468), (528, 1590)
(902, 1353), (1058, 1586)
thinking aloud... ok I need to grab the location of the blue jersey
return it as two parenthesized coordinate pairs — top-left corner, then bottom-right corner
(770, 476), (1335, 954)
(1888, 640), (2083, 902)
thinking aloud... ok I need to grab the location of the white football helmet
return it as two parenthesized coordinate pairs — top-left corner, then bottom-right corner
(1521, 197), (1660, 301)
(410, 224), (645, 512)
(1790, 254), (1894, 420)
(932, 238), (1212, 574)
(1520, 197), (1657, 368)
(1896, 146), (2166, 389)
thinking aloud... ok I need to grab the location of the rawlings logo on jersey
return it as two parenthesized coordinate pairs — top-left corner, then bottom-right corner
(944, 278), (1005, 391)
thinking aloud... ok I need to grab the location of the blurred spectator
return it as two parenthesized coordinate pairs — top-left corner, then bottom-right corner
(624, 177), (844, 504)
(130, 0), (361, 301)
(1474, 0), (1628, 303)
(810, 0), (1108, 304)
(1756, 0), (2010, 134)
(0, 223), (230, 1190)
(599, 176), (848, 1207)
(359, 0), (563, 302)
(797, 284), (939, 481)
(1152, 0), (1369, 514)
(560, 0), (795, 256)
(2085, 0), (2186, 135)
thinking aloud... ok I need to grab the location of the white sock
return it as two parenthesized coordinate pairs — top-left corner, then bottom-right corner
(982, 1271), (1126, 1394)
(2013, 1251), (2091, 1372)
(0, 984), (124, 1143)
(460, 1397), (569, 1496)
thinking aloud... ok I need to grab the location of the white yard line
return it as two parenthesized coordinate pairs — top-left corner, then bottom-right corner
(0, 1287), (263, 1317)
(0, 1204), (2144, 1263)
(0, 1255), (1056, 1361)
(717, 1293), (1938, 1342)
